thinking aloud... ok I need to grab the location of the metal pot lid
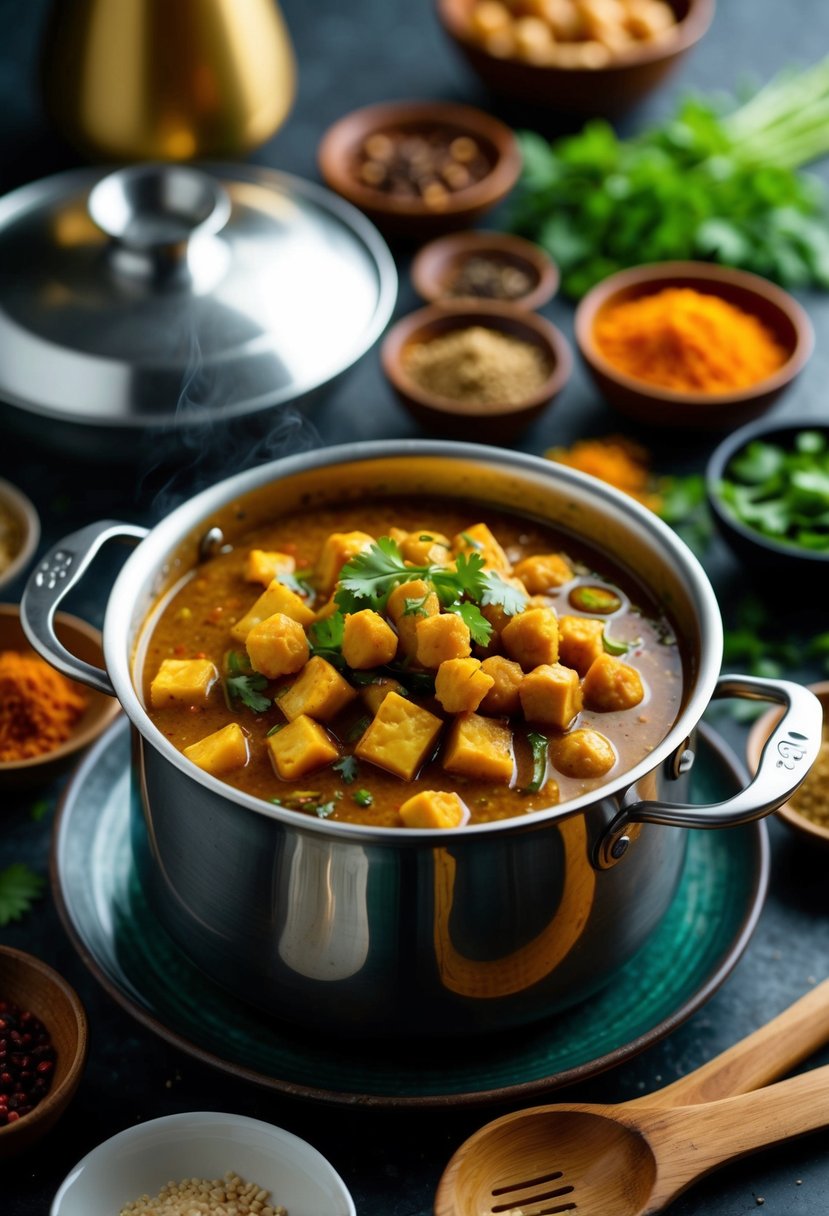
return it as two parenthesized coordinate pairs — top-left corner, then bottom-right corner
(0, 162), (397, 428)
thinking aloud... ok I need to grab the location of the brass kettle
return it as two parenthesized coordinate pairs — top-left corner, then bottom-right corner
(41, 0), (296, 161)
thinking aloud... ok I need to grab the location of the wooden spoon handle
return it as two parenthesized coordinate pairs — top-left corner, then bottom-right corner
(631, 978), (829, 1110)
(647, 1062), (829, 1210)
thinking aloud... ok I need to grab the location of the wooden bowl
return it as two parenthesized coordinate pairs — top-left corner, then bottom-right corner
(746, 682), (829, 849)
(318, 100), (521, 240)
(411, 230), (559, 310)
(0, 479), (40, 593)
(574, 261), (814, 431)
(0, 946), (88, 1158)
(436, 0), (715, 116)
(0, 604), (121, 792)
(381, 300), (572, 442)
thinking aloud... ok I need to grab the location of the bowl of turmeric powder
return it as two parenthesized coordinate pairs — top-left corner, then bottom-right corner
(574, 261), (813, 430)
(0, 605), (121, 791)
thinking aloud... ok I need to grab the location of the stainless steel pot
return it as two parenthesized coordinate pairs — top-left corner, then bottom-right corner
(22, 442), (822, 1035)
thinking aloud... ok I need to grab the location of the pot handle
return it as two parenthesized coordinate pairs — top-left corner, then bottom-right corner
(21, 520), (148, 697)
(597, 675), (823, 866)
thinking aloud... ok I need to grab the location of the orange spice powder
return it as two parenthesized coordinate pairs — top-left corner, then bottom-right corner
(0, 650), (88, 762)
(545, 435), (663, 510)
(593, 287), (788, 393)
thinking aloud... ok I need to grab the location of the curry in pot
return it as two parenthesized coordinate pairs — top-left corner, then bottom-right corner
(141, 498), (683, 827)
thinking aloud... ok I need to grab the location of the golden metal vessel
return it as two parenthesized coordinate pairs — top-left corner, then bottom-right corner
(41, 0), (296, 160)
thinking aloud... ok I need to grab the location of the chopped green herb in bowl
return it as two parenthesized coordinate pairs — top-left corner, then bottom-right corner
(707, 419), (829, 574)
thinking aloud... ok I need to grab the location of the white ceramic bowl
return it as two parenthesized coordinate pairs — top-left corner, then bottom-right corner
(51, 1111), (356, 1216)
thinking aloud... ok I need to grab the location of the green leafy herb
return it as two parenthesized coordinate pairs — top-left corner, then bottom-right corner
(459, 531), (484, 550)
(333, 755), (359, 783)
(0, 864), (45, 927)
(308, 611), (347, 668)
(266, 723), (284, 737)
(446, 601), (493, 647)
(568, 585), (622, 614)
(276, 569), (315, 600)
(353, 788), (374, 807)
(403, 594), (432, 618)
(314, 801), (336, 819)
(346, 715), (372, 742)
(225, 650), (271, 713)
(718, 432), (829, 551)
(480, 571), (528, 617)
(270, 790), (336, 818)
(509, 57), (829, 298)
(523, 732), (549, 794)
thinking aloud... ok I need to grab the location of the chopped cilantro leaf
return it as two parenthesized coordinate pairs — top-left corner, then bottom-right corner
(446, 601), (493, 647)
(333, 755), (359, 783)
(224, 651), (271, 713)
(346, 715), (372, 742)
(480, 571), (527, 617)
(523, 732), (549, 794)
(0, 864), (45, 927)
(308, 611), (347, 669)
(403, 594), (432, 617)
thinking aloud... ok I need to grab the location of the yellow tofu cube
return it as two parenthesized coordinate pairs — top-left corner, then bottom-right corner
(268, 714), (339, 779)
(501, 607), (559, 670)
(150, 658), (219, 707)
(520, 663), (583, 729)
(513, 553), (573, 593)
(315, 531), (374, 596)
(399, 790), (468, 829)
(387, 579), (440, 658)
(551, 727), (616, 778)
(399, 530), (452, 566)
(244, 549), (297, 586)
(183, 723), (249, 775)
(416, 613), (471, 668)
(452, 523), (512, 574)
(355, 690), (442, 780)
(435, 657), (494, 714)
(582, 653), (645, 712)
(245, 613), (309, 679)
(231, 578), (315, 640)
(342, 610), (398, 669)
(361, 677), (407, 716)
(479, 655), (523, 715)
(277, 656), (357, 722)
(558, 615), (606, 676)
(442, 713), (514, 784)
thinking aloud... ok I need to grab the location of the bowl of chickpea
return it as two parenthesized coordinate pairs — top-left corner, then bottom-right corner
(436, 0), (715, 115)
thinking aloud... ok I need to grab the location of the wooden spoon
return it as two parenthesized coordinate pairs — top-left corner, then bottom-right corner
(436, 979), (829, 1216)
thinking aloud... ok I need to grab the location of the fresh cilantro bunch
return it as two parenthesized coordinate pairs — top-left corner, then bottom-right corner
(718, 431), (829, 551)
(510, 56), (829, 299)
(224, 650), (271, 713)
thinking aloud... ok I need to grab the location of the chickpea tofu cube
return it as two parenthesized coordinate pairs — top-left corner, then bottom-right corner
(452, 522), (512, 574)
(315, 531), (374, 596)
(400, 530), (452, 566)
(231, 578), (315, 641)
(277, 656), (357, 722)
(582, 654), (645, 712)
(435, 657), (494, 714)
(245, 612), (309, 679)
(342, 610), (398, 669)
(480, 655), (523, 715)
(244, 549), (296, 586)
(184, 723), (249, 775)
(399, 790), (468, 829)
(513, 553), (573, 594)
(361, 677), (407, 716)
(268, 714), (339, 779)
(355, 690), (442, 780)
(502, 607), (559, 670)
(443, 713), (514, 784)
(558, 615), (605, 676)
(551, 727), (616, 779)
(520, 663), (583, 730)
(150, 658), (219, 707)
(387, 579), (440, 658)
(416, 613), (471, 668)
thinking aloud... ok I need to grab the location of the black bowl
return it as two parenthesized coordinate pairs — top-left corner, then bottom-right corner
(706, 417), (829, 578)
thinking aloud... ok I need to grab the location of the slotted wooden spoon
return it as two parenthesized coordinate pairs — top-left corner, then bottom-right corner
(436, 979), (829, 1216)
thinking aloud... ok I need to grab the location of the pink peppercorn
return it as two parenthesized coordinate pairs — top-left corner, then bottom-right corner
(0, 1000), (55, 1126)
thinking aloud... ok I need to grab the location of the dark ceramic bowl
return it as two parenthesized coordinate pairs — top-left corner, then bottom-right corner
(436, 0), (715, 116)
(574, 261), (814, 431)
(706, 418), (829, 579)
(410, 230), (559, 310)
(318, 100), (521, 240)
(0, 947), (88, 1158)
(381, 300), (572, 442)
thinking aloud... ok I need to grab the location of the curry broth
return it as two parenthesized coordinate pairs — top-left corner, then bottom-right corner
(141, 497), (683, 827)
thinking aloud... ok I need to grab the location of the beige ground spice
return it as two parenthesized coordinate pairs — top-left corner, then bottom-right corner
(119, 1171), (286, 1216)
(404, 325), (549, 406)
(789, 736), (829, 827)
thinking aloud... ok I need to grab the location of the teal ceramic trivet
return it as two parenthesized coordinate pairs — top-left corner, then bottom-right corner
(52, 720), (768, 1108)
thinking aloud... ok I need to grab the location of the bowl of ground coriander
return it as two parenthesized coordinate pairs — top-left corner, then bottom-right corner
(381, 300), (572, 441)
(746, 681), (829, 849)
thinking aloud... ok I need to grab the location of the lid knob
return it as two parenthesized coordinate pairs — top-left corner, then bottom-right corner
(88, 164), (231, 286)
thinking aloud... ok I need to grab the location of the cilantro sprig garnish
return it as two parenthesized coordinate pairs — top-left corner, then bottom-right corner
(333, 755), (359, 784)
(0, 863), (45, 927)
(224, 650), (271, 713)
(308, 612), (346, 668)
(335, 537), (527, 621)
